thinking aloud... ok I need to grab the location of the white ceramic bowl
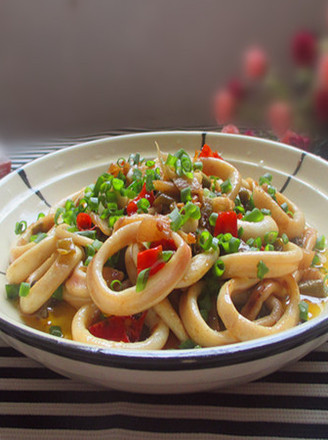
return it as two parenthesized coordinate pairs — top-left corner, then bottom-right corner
(0, 131), (327, 394)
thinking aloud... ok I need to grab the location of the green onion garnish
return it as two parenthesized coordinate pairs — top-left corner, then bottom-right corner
(243, 208), (264, 223)
(312, 254), (321, 266)
(52, 285), (63, 301)
(136, 268), (150, 292)
(146, 160), (155, 167)
(221, 178), (232, 194)
(19, 282), (30, 297)
(199, 230), (213, 251)
(30, 232), (47, 243)
(84, 256), (93, 266)
(257, 260), (269, 280)
(213, 259), (225, 277)
(137, 197), (150, 213)
(181, 187), (192, 203)
(37, 213), (45, 220)
(281, 233), (289, 244)
(209, 212), (218, 227)
(259, 173), (272, 186)
(299, 301), (309, 322)
(110, 279), (122, 290)
(162, 250), (174, 262)
(178, 339), (201, 349)
(5, 284), (20, 300)
(315, 235), (326, 251)
(169, 207), (183, 232)
(193, 161), (203, 171)
(15, 220), (27, 235)
(117, 157), (126, 167)
(112, 178), (124, 191)
(264, 231), (278, 245)
(76, 230), (97, 239)
(49, 326), (63, 337)
(264, 244), (275, 251)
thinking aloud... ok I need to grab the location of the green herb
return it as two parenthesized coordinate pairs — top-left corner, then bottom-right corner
(136, 268), (150, 292)
(261, 208), (271, 216)
(52, 285), (63, 301)
(162, 250), (174, 262)
(181, 187), (192, 203)
(209, 212), (218, 227)
(49, 325), (63, 337)
(238, 227), (244, 238)
(169, 207), (183, 232)
(299, 301), (309, 322)
(315, 235), (326, 251)
(76, 230), (97, 239)
(264, 244), (275, 251)
(213, 259), (225, 277)
(117, 157), (126, 167)
(264, 231), (278, 245)
(5, 284), (20, 300)
(84, 256), (93, 266)
(30, 232), (47, 243)
(221, 178), (232, 194)
(259, 173), (273, 186)
(178, 339), (201, 349)
(137, 197), (150, 213)
(281, 233), (289, 244)
(243, 208), (264, 223)
(257, 260), (269, 280)
(112, 178), (124, 191)
(19, 282), (30, 297)
(312, 254), (321, 266)
(199, 230), (213, 251)
(146, 160), (155, 167)
(193, 161), (203, 171)
(15, 220), (27, 235)
(37, 213), (45, 220)
(110, 279), (122, 290)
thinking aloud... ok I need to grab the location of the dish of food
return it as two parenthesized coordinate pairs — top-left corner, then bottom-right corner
(5, 141), (327, 352)
(0, 131), (327, 393)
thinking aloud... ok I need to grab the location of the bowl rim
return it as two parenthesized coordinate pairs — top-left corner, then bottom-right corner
(1, 130), (327, 371)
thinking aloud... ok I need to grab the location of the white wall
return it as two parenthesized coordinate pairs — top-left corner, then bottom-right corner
(0, 0), (325, 139)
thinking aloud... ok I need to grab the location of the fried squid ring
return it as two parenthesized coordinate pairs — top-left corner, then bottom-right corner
(217, 275), (300, 341)
(176, 249), (220, 288)
(55, 223), (94, 247)
(71, 304), (169, 350)
(87, 220), (191, 316)
(179, 282), (237, 347)
(241, 279), (283, 321)
(64, 261), (92, 309)
(220, 242), (303, 279)
(200, 157), (242, 200)
(6, 232), (57, 284)
(253, 186), (305, 239)
(238, 215), (279, 242)
(20, 245), (83, 314)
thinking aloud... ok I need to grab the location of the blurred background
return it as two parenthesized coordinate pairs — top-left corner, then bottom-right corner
(0, 0), (327, 150)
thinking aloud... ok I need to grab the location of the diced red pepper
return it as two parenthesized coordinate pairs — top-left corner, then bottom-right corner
(126, 183), (155, 216)
(89, 312), (147, 343)
(199, 144), (223, 160)
(237, 213), (243, 220)
(214, 211), (238, 237)
(137, 245), (165, 276)
(76, 212), (93, 230)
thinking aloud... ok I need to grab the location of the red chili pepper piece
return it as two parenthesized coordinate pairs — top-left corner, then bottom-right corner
(126, 183), (155, 216)
(198, 144), (223, 160)
(137, 245), (165, 276)
(89, 312), (147, 343)
(76, 212), (93, 230)
(237, 213), (243, 220)
(214, 211), (238, 237)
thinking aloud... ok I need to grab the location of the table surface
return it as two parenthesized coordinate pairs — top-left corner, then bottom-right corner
(1, 129), (328, 440)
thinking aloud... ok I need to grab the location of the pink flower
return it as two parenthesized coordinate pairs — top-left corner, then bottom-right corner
(280, 130), (310, 151)
(267, 101), (292, 137)
(291, 31), (317, 66)
(221, 124), (240, 134)
(213, 89), (236, 125)
(317, 53), (328, 91)
(314, 88), (328, 122)
(243, 46), (268, 80)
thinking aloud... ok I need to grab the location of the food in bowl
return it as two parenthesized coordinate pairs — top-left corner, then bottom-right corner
(5, 143), (328, 350)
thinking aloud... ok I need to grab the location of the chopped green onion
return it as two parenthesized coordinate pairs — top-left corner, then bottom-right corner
(213, 259), (225, 277)
(209, 212), (218, 227)
(267, 185), (277, 200)
(5, 284), (20, 300)
(162, 250), (174, 262)
(299, 301), (309, 322)
(76, 230), (97, 239)
(211, 237), (219, 250)
(110, 279), (122, 290)
(136, 268), (150, 292)
(30, 232), (47, 243)
(257, 260), (269, 280)
(312, 254), (321, 266)
(132, 168), (142, 181)
(49, 325), (63, 337)
(243, 208), (264, 223)
(37, 213), (45, 220)
(15, 220), (27, 235)
(169, 207), (184, 232)
(86, 244), (96, 257)
(259, 173), (273, 186)
(199, 230), (213, 251)
(112, 178), (124, 191)
(84, 256), (93, 266)
(178, 339), (201, 349)
(117, 157), (126, 167)
(109, 215), (122, 228)
(193, 161), (203, 171)
(261, 208), (271, 216)
(238, 227), (244, 238)
(315, 235), (326, 251)
(146, 160), (155, 167)
(52, 285), (63, 301)
(19, 282), (30, 297)
(264, 231), (278, 245)
(264, 244), (275, 251)
(221, 178), (232, 194)
(181, 187), (192, 203)
(92, 239), (103, 251)
(184, 202), (201, 220)
(137, 197), (150, 213)
(166, 154), (177, 169)
(281, 233), (289, 244)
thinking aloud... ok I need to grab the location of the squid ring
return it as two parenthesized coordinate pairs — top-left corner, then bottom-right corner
(220, 242), (303, 279)
(64, 261), (92, 309)
(71, 304), (169, 350)
(217, 275), (300, 341)
(176, 249), (220, 288)
(252, 186), (305, 239)
(200, 157), (242, 200)
(87, 221), (191, 316)
(238, 215), (279, 242)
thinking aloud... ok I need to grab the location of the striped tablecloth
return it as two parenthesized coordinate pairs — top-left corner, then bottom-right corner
(2, 129), (328, 440)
